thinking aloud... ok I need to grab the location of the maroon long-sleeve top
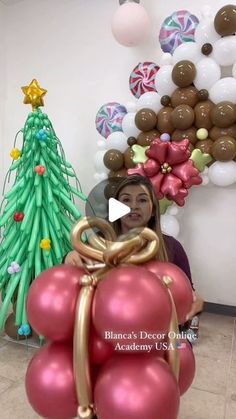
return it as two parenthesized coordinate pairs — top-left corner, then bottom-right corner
(163, 234), (194, 290)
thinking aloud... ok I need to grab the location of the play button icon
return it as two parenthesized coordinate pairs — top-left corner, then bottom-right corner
(85, 177), (142, 242)
(108, 198), (131, 222)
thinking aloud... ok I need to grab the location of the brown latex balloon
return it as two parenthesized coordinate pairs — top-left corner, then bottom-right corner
(103, 149), (124, 171)
(214, 4), (236, 36)
(161, 95), (171, 106)
(104, 178), (121, 199)
(172, 127), (197, 144)
(127, 136), (137, 146)
(137, 129), (160, 146)
(201, 43), (213, 56)
(194, 100), (214, 129)
(108, 168), (127, 178)
(211, 101), (236, 128)
(135, 108), (157, 131)
(195, 139), (214, 154)
(124, 147), (136, 169)
(157, 107), (174, 134)
(212, 136), (236, 161)
(198, 89), (209, 101)
(171, 104), (195, 130)
(210, 125), (236, 141)
(171, 86), (198, 108)
(172, 60), (196, 88)
(5, 312), (27, 340)
(188, 143), (194, 153)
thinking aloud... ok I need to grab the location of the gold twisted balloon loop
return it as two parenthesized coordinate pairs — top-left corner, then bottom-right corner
(71, 217), (161, 418)
(162, 275), (180, 381)
(104, 227), (159, 267)
(71, 217), (117, 262)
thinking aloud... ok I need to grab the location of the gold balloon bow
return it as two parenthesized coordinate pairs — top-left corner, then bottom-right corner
(71, 217), (180, 419)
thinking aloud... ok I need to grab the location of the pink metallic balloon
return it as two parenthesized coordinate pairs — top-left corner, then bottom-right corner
(25, 342), (78, 419)
(92, 266), (172, 349)
(178, 340), (196, 395)
(90, 327), (114, 364)
(143, 158), (160, 176)
(27, 265), (85, 341)
(94, 354), (180, 419)
(145, 261), (193, 324)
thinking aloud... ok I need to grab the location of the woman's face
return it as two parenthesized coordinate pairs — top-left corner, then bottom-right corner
(118, 184), (153, 233)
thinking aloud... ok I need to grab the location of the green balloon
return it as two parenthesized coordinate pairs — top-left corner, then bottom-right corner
(159, 198), (173, 215)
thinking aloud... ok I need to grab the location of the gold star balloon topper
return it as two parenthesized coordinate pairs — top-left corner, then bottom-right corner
(21, 79), (47, 110)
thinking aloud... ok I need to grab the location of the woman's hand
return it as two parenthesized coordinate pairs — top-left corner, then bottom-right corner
(64, 250), (84, 267)
(64, 250), (100, 270)
(186, 292), (204, 321)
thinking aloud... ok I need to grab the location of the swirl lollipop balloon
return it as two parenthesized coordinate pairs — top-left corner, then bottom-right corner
(159, 10), (199, 54)
(129, 62), (160, 98)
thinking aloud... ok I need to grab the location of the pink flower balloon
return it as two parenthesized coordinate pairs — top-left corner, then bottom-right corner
(145, 261), (193, 324)
(178, 340), (196, 395)
(128, 138), (202, 206)
(26, 342), (78, 419)
(112, 3), (150, 47)
(27, 265), (85, 341)
(92, 266), (172, 349)
(94, 354), (180, 419)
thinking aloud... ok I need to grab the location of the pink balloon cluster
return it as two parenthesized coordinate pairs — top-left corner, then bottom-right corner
(26, 265), (84, 419)
(26, 262), (195, 419)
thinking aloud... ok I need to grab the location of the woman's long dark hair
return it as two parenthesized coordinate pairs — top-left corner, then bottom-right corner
(110, 174), (168, 262)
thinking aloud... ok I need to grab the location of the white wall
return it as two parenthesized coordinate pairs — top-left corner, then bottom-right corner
(0, 2), (6, 196)
(1, 0), (236, 305)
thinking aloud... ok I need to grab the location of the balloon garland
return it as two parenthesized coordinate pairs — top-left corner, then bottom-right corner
(94, 4), (236, 236)
(26, 217), (195, 419)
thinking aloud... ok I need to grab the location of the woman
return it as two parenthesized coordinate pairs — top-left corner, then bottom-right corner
(64, 174), (203, 321)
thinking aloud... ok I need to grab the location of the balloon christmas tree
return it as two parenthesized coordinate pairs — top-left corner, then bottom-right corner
(0, 79), (87, 337)
(26, 218), (196, 419)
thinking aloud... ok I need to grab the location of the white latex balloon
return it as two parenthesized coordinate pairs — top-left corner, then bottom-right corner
(212, 36), (236, 67)
(94, 150), (109, 173)
(232, 62), (236, 78)
(122, 112), (141, 138)
(172, 42), (202, 65)
(221, 65), (233, 78)
(208, 161), (236, 186)
(209, 77), (236, 103)
(126, 101), (137, 113)
(194, 58), (221, 91)
(154, 65), (176, 96)
(97, 139), (106, 150)
(136, 91), (162, 113)
(194, 19), (220, 45)
(201, 174), (209, 186)
(201, 5), (214, 19)
(160, 53), (173, 66)
(94, 172), (108, 182)
(106, 131), (128, 152)
(160, 214), (180, 238)
(167, 204), (179, 216)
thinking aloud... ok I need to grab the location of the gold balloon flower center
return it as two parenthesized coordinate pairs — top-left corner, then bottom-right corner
(161, 162), (172, 174)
